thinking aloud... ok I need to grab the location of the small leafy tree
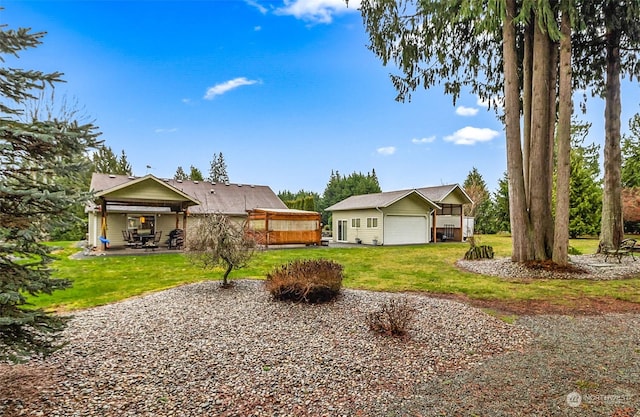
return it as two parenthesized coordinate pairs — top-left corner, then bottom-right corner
(186, 213), (256, 287)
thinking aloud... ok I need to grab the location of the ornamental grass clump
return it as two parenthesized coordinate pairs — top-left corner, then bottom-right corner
(265, 259), (343, 303)
(366, 297), (417, 338)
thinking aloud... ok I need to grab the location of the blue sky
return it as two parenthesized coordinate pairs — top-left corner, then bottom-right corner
(2, 1), (639, 195)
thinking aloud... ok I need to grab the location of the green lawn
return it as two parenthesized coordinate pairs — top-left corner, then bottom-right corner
(31, 235), (640, 311)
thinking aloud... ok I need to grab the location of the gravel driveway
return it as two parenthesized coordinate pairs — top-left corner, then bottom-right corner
(1, 280), (639, 416)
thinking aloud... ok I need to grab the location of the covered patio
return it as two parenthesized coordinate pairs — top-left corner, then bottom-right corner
(87, 174), (200, 251)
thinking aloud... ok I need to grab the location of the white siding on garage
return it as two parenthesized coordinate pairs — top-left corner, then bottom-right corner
(384, 215), (428, 245)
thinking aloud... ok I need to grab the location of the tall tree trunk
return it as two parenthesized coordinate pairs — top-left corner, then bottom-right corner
(600, 28), (624, 251)
(548, 45), (559, 206)
(503, 0), (532, 262)
(529, 18), (555, 260)
(523, 20), (534, 201)
(553, 9), (573, 266)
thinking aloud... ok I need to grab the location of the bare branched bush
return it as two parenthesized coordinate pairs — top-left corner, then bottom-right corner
(186, 213), (257, 287)
(265, 259), (343, 303)
(366, 297), (417, 338)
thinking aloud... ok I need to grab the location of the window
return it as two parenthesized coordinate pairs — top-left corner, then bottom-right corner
(351, 218), (361, 228)
(436, 204), (462, 216)
(367, 217), (378, 228)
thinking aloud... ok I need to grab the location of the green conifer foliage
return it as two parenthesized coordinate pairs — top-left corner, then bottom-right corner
(0, 21), (100, 362)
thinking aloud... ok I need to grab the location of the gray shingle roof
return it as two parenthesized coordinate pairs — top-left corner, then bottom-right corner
(325, 184), (472, 212)
(90, 173), (287, 215)
(325, 189), (439, 211)
(416, 184), (473, 204)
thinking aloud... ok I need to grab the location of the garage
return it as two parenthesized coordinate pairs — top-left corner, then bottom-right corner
(384, 215), (428, 245)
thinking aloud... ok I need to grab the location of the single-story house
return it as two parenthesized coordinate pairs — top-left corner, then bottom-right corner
(87, 173), (287, 250)
(325, 184), (473, 245)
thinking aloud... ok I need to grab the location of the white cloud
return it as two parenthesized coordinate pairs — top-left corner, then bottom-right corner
(155, 128), (178, 134)
(411, 136), (435, 144)
(245, 0), (268, 14)
(443, 126), (500, 145)
(455, 106), (479, 116)
(204, 77), (259, 99)
(377, 146), (396, 156)
(254, 25), (262, 31)
(276, 0), (360, 24)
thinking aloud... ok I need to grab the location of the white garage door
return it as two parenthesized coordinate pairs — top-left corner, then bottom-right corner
(385, 216), (428, 245)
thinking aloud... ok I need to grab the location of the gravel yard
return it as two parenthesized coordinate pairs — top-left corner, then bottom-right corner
(1, 276), (639, 416)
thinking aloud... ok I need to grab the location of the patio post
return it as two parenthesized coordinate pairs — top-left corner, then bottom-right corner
(100, 197), (108, 251)
(432, 210), (437, 243)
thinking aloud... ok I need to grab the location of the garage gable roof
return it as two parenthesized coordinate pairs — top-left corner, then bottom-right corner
(90, 173), (286, 215)
(325, 189), (440, 212)
(417, 184), (473, 205)
(92, 174), (199, 207)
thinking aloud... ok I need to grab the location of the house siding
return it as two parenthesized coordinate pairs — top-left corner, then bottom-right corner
(331, 208), (381, 245)
(385, 194), (432, 214)
(331, 194), (435, 245)
(105, 180), (188, 202)
(89, 212), (186, 249)
(383, 196), (433, 244)
(435, 190), (467, 242)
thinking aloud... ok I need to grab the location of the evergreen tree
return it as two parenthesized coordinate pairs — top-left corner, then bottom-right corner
(303, 196), (316, 211)
(189, 165), (204, 181)
(278, 189), (320, 212)
(174, 166), (188, 181)
(277, 190), (296, 202)
(92, 146), (119, 174)
(473, 197), (497, 234)
(92, 146), (131, 175)
(320, 169), (381, 224)
(569, 123), (602, 238)
(622, 113), (640, 188)
(208, 152), (229, 183)
(462, 167), (489, 218)
(1, 22), (100, 361)
(493, 172), (511, 233)
(118, 149), (133, 176)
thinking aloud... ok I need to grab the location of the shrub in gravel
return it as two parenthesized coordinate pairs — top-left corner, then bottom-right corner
(265, 259), (343, 303)
(366, 297), (416, 338)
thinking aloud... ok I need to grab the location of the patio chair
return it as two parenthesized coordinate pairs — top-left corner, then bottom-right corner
(122, 230), (138, 248)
